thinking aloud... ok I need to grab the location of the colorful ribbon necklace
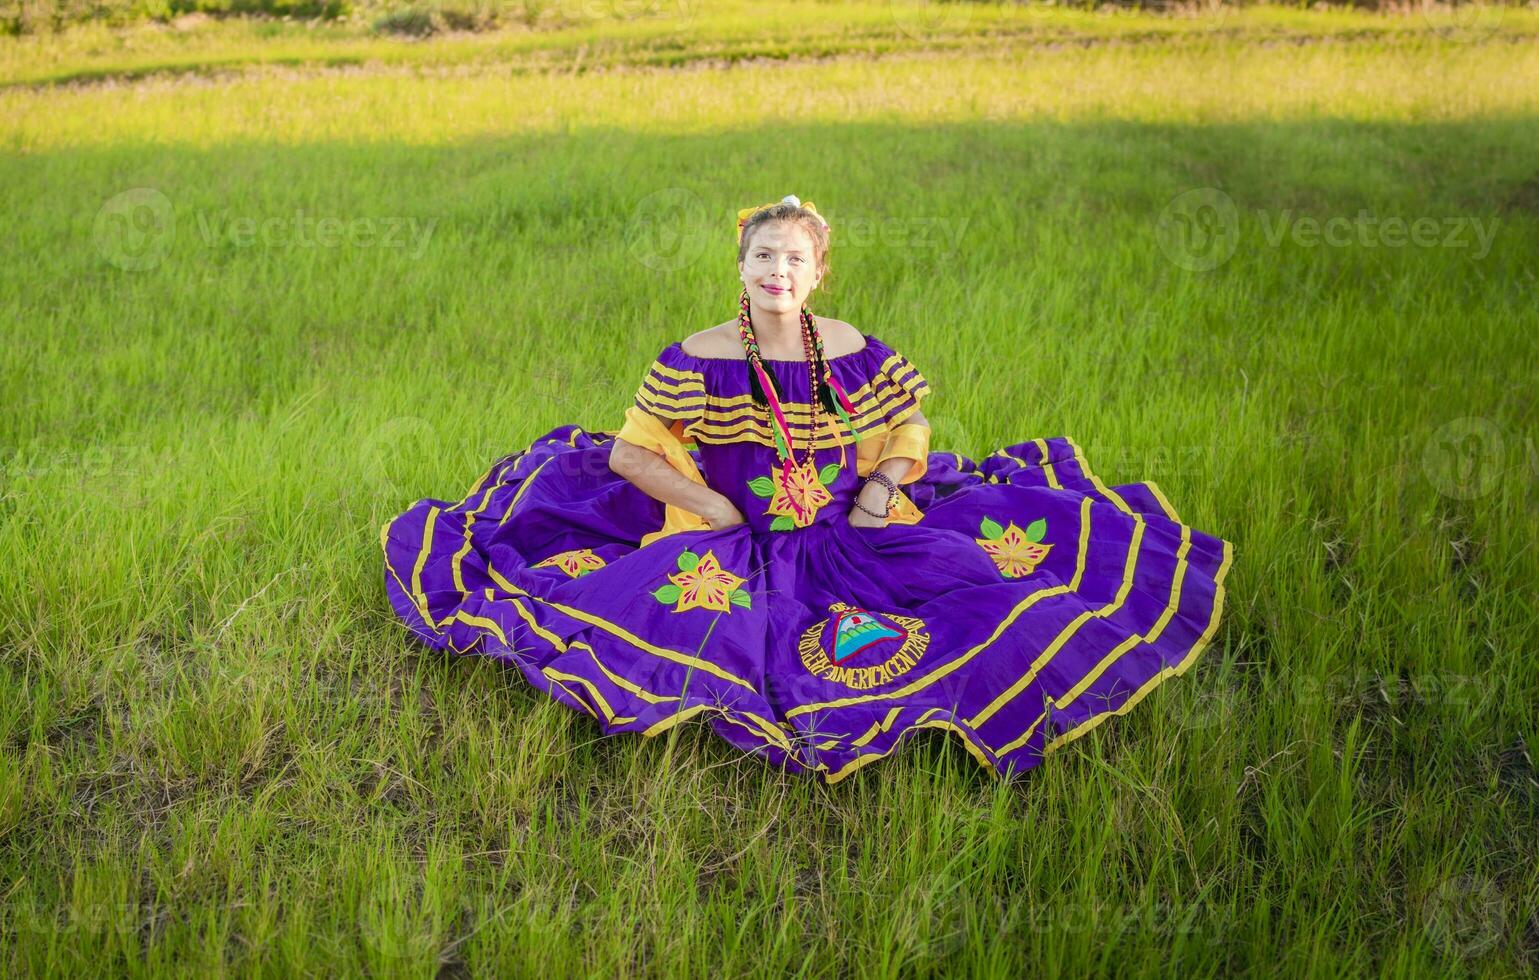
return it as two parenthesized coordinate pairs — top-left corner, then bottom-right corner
(737, 289), (865, 530)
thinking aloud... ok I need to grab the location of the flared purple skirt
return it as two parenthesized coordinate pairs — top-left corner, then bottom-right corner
(381, 426), (1234, 783)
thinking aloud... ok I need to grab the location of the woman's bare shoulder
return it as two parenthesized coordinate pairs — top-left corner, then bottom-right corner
(820, 318), (866, 355)
(679, 318), (864, 359)
(680, 323), (742, 359)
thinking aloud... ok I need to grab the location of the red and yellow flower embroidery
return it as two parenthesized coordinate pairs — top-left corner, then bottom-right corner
(975, 517), (1051, 578)
(652, 548), (752, 613)
(748, 460), (840, 531)
(533, 548), (607, 578)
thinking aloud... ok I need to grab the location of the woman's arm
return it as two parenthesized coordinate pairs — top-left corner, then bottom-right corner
(609, 436), (740, 526)
(852, 409), (930, 522)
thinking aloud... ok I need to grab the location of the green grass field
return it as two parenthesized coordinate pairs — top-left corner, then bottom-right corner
(3, 2), (1537, 974)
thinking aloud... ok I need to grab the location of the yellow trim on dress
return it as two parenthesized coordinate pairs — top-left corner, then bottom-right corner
(872, 421), (930, 484)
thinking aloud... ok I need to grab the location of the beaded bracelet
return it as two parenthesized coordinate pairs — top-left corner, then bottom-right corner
(853, 497), (889, 519)
(860, 471), (901, 518)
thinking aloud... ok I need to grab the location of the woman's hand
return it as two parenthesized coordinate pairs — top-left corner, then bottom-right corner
(847, 484), (891, 528)
(703, 497), (747, 530)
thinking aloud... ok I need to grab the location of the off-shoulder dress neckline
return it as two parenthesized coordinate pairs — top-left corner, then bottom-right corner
(672, 333), (875, 364)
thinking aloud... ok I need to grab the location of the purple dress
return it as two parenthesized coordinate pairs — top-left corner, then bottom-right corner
(380, 334), (1234, 783)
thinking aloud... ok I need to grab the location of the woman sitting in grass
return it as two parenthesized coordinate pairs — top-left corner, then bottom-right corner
(381, 195), (1234, 783)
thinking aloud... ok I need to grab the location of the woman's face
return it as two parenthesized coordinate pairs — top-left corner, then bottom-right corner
(739, 220), (822, 314)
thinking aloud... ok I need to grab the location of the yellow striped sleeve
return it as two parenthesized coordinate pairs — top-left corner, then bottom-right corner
(870, 349), (932, 428)
(632, 353), (706, 431)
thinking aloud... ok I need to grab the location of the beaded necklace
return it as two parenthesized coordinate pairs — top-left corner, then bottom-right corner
(736, 289), (865, 530)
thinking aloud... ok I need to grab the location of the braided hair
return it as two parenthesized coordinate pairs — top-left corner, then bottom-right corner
(737, 291), (845, 421)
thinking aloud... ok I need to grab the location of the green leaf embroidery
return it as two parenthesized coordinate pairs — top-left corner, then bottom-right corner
(1025, 518), (1047, 543)
(676, 549), (698, 572)
(747, 476), (777, 497)
(770, 515), (796, 532)
(979, 517), (1004, 540)
(729, 589), (752, 609)
(652, 584), (682, 604)
(817, 463), (841, 485)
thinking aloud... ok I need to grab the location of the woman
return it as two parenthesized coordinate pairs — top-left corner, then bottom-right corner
(380, 195), (1234, 783)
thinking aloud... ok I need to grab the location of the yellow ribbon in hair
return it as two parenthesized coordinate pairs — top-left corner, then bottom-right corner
(736, 194), (829, 244)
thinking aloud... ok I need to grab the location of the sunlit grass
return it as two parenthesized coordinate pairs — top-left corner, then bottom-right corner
(1, 8), (1536, 976)
(4, 1), (1538, 87)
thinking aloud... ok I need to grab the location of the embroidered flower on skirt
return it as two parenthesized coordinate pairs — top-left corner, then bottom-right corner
(654, 548), (751, 614)
(533, 547), (607, 578)
(975, 517), (1052, 578)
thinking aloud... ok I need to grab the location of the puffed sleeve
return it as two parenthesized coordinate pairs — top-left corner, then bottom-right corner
(862, 342), (932, 430)
(625, 343), (705, 444)
(614, 346), (712, 545)
(855, 340), (933, 485)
